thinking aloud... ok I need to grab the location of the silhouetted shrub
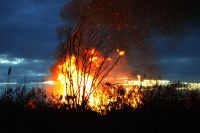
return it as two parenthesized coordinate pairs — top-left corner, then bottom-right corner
(0, 83), (200, 133)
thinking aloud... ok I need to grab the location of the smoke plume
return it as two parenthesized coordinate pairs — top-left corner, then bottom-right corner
(59, 0), (198, 78)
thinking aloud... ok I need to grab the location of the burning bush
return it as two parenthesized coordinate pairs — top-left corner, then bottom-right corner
(49, 18), (130, 111)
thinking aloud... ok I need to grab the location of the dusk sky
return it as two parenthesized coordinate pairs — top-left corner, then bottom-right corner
(0, 0), (199, 83)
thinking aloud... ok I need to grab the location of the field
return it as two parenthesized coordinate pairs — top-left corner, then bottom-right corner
(0, 83), (200, 133)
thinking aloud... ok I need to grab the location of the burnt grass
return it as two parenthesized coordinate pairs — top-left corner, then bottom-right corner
(1, 83), (200, 133)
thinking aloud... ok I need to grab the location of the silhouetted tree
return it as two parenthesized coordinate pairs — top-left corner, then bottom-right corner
(52, 17), (124, 108)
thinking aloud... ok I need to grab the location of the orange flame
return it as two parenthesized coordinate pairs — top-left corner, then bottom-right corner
(50, 48), (142, 113)
(117, 49), (125, 56)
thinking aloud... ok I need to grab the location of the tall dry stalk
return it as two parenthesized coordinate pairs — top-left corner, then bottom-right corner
(7, 67), (12, 91)
(53, 17), (124, 108)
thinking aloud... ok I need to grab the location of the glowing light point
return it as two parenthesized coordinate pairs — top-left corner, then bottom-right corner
(137, 75), (141, 82)
(117, 49), (125, 56)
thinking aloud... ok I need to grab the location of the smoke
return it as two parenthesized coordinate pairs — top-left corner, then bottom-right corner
(59, 0), (198, 78)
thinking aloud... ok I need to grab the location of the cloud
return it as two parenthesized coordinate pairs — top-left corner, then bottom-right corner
(60, 0), (200, 78)
(0, 0), (67, 60)
(0, 0), (68, 82)
(151, 23), (200, 81)
(0, 54), (25, 65)
(0, 54), (52, 82)
(159, 57), (200, 82)
(0, 0), (199, 82)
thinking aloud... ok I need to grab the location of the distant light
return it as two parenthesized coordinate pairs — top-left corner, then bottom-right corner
(43, 80), (55, 85)
(0, 82), (17, 85)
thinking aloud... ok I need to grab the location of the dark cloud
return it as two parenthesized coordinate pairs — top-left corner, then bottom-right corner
(159, 57), (200, 81)
(0, 54), (52, 82)
(0, 0), (199, 82)
(0, 0), (67, 59)
(152, 21), (200, 81)
(60, 0), (200, 78)
(0, 0), (68, 82)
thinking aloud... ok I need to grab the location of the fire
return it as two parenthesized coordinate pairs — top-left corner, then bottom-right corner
(51, 48), (107, 104)
(52, 49), (101, 104)
(57, 56), (93, 100)
(50, 48), (143, 113)
(117, 49), (125, 56)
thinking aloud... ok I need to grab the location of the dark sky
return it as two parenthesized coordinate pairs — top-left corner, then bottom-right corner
(0, 0), (67, 83)
(0, 0), (199, 83)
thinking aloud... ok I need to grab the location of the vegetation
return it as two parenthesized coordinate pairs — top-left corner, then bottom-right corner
(1, 22), (199, 132)
(0, 83), (200, 133)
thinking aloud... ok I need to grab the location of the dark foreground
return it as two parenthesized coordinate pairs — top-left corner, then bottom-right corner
(1, 106), (200, 133)
(0, 85), (200, 133)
